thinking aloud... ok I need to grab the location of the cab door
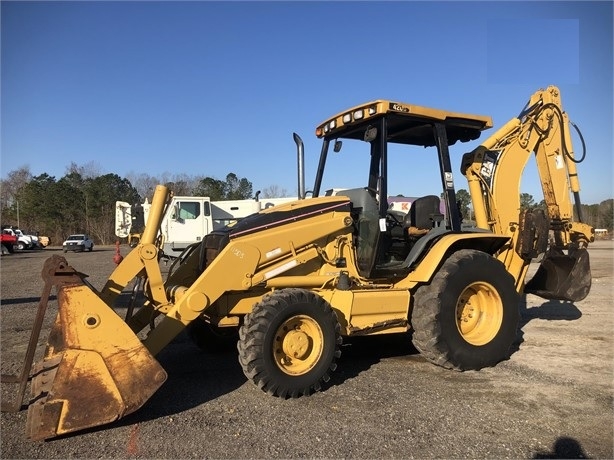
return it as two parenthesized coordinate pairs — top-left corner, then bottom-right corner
(166, 198), (212, 252)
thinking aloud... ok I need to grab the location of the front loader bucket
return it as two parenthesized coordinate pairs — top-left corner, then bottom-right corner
(524, 247), (591, 302)
(26, 263), (167, 441)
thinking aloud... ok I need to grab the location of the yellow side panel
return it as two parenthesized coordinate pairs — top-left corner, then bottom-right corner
(325, 289), (410, 336)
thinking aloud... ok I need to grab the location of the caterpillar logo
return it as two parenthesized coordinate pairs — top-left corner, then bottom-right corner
(390, 102), (410, 113)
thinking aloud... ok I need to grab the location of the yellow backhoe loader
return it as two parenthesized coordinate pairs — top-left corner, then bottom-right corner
(2, 85), (593, 440)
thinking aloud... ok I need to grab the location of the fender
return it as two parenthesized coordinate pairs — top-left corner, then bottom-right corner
(399, 231), (510, 285)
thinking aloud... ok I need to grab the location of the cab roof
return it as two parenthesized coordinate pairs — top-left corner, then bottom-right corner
(316, 100), (493, 147)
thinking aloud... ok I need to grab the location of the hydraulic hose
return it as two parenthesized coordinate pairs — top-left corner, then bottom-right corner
(539, 102), (587, 164)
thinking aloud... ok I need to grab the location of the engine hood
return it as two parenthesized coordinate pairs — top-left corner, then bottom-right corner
(225, 196), (351, 239)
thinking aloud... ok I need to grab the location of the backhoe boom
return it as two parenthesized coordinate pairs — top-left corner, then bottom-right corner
(461, 85), (593, 300)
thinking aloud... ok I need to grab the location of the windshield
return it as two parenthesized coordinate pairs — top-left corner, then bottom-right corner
(314, 130), (442, 206)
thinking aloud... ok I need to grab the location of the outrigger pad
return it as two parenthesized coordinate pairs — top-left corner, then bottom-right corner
(26, 283), (167, 441)
(524, 247), (591, 302)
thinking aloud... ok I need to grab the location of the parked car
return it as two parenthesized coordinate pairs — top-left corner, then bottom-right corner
(15, 229), (45, 249)
(1, 230), (17, 254)
(62, 234), (94, 252)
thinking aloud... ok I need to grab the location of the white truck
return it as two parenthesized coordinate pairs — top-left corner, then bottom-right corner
(115, 195), (297, 256)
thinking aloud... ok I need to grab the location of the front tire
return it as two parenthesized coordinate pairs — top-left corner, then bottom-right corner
(411, 249), (519, 370)
(238, 288), (342, 398)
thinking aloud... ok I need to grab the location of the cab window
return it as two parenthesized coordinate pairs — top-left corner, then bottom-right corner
(178, 202), (200, 220)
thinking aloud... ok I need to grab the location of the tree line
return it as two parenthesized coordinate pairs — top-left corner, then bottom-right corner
(1, 164), (611, 246)
(455, 190), (613, 233)
(0, 164), (281, 245)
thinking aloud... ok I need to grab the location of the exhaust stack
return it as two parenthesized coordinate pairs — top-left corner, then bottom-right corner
(293, 132), (305, 199)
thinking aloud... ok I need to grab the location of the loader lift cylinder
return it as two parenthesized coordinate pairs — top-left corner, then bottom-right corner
(141, 184), (171, 244)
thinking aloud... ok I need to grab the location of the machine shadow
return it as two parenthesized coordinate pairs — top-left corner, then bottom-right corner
(532, 436), (591, 459)
(115, 333), (246, 427)
(512, 295), (583, 352)
(76, 331), (419, 436)
(0, 295), (57, 306)
(51, 335), (249, 440)
(329, 332), (420, 386)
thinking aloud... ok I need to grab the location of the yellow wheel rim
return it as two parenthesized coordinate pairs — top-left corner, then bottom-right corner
(456, 281), (503, 346)
(273, 315), (324, 376)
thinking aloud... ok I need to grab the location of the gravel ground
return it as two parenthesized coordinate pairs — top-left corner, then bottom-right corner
(1, 241), (613, 459)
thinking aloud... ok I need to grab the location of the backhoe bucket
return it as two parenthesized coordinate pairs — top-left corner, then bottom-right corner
(26, 267), (167, 441)
(524, 247), (591, 302)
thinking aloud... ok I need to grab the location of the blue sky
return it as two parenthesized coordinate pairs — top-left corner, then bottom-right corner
(2, 1), (612, 204)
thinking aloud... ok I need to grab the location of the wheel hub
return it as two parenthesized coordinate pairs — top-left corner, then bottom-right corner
(456, 282), (503, 346)
(273, 315), (323, 376)
(282, 330), (310, 359)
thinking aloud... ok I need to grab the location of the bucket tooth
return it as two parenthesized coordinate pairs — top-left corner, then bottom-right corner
(25, 281), (167, 441)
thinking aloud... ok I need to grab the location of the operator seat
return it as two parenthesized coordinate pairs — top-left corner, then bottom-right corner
(404, 195), (444, 241)
(372, 195), (445, 278)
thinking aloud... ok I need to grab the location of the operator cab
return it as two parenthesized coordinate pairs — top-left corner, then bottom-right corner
(313, 100), (492, 278)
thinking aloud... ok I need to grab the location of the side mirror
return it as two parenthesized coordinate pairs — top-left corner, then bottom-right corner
(171, 203), (180, 221)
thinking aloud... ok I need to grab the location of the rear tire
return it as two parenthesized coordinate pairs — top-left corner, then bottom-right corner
(411, 249), (519, 370)
(238, 288), (342, 398)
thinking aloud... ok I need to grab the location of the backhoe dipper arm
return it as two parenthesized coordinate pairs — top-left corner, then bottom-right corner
(461, 85), (593, 244)
(461, 85), (593, 301)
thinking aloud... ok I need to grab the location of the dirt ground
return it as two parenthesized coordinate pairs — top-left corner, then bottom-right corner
(1, 241), (612, 459)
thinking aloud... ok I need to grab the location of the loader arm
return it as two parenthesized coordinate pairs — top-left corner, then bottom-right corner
(100, 184), (173, 307)
(461, 85), (593, 300)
